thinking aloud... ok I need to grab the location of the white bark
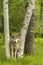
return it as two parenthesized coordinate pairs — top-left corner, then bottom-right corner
(17, 0), (36, 57)
(3, 0), (10, 58)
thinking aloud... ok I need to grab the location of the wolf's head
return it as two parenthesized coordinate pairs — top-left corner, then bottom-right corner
(11, 34), (20, 45)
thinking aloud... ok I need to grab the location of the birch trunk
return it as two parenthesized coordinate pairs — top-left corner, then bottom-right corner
(17, 0), (36, 57)
(24, 12), (34, 55)
(3, 0), (10, 58)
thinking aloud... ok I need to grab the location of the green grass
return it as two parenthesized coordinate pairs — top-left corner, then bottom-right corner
(0, 34), (43, 65)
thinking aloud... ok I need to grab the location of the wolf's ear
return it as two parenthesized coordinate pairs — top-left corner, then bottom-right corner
(12, 34), (14, 38)
(18, 33), (20, 36)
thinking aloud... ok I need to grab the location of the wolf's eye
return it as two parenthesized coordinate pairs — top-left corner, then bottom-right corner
(14, 41), (16, 43)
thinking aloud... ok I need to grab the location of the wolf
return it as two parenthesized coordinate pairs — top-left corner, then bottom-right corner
(10, 34), (20, 58)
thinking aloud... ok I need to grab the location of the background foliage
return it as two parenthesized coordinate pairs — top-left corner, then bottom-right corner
(0, 0), (32, 34)
(35, 0), (43, 37)
(0, 0), (26, 34)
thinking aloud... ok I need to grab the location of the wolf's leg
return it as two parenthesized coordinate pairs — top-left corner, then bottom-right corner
(12, 48), (14, 58)
(11, 44), (14, 58)
(14, 50), (17, 58)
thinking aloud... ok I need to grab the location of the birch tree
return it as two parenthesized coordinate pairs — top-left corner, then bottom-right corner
(3, 0), (10, 58)
(24, 12), (34, 55)
(17, 0), (36, 57)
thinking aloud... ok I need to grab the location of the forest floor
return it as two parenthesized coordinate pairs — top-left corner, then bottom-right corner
(0, 34), (43, 65)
